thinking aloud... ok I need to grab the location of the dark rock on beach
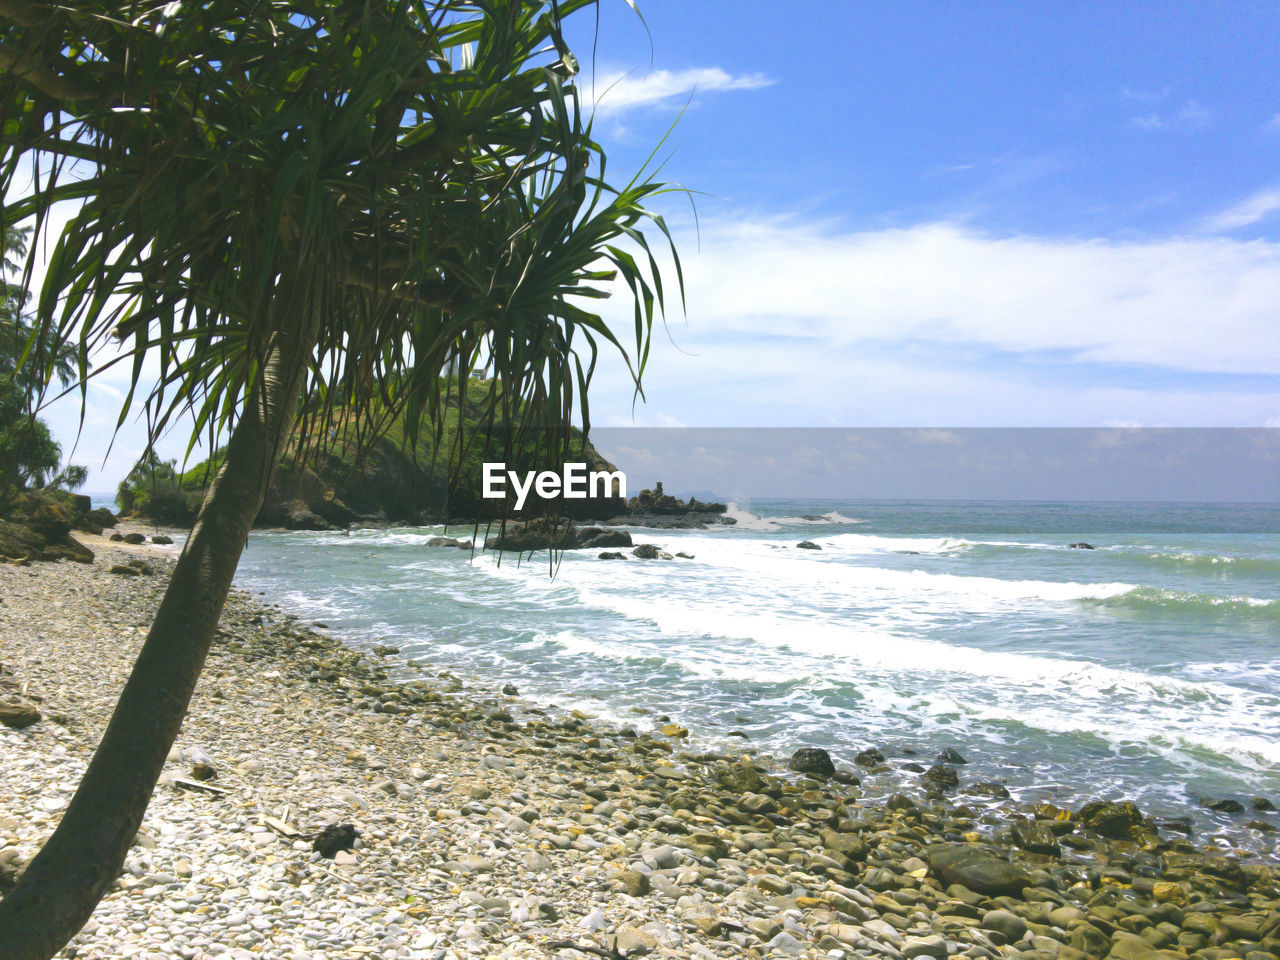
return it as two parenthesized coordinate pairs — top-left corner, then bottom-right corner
(926, 843), (1032, 897)
(936, 747), (967, 764)
(312, 823), (360, 859)
(1076, 799), (1150, 840)
(788, 747), (835, 778)
(597, 551), (625, 560)
(795, 540), (821, 550)
(0, 701), (42, 729)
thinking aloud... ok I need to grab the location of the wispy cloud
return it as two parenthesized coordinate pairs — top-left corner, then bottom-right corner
(1204, 186), (1280, 232)
(1130, 99), (1210, 132)
(584, 214), (1280, 430)
(1120, 85), (1171, 104)
(1262, 112), (1280, 135)
(589, 67), (772, 117)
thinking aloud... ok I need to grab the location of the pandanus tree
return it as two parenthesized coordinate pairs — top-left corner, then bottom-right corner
(0, 1), (680, 955)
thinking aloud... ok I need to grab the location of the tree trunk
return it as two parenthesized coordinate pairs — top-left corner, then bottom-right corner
(0, 333), (304, 960)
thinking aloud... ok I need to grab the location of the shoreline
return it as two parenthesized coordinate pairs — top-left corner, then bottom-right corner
(2, 544), (1279, 959)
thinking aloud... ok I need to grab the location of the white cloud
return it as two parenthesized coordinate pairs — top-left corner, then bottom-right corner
(1204, 186), (1280, 232)
(1130, 99), (1210, 132)
(579, 213), (1280, 430)
(655, 217), (1280, 376)
(1263, 113), (1280, 134)
(589, 67), (772, 117)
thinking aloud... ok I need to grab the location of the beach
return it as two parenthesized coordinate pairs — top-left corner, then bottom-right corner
(3, 532), (1280, 960)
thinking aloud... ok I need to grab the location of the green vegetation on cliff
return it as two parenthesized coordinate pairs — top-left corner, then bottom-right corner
(119, 379), (621, 529)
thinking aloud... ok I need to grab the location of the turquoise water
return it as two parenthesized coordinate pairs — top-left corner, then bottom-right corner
(215, 500), (1280, 852)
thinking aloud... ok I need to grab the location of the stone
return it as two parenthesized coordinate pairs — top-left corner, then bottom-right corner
(1011, 819), (1061, 855)
(716, 761), (764, 794)
(982, 909), (1029, 942)
(1203, 797), (1246, 813)
(122, 532), (147, 544)
(854, 747), (885, 767)
(766, 931), (807, 956)
(151, 534), (174, 545)
(922, 763), (959, 789)
(615, 870), (650, 897)
(796, 540), (821, 550)
(1076, 799), (1147, 840)
(614, 926), (658, 956)
(790, 747), (836, 778)
(0, 702), (41, 729)
(660, 723), (688, 738)
(902, 935), (949, 958)
(311, 823), (359, 859)
(936, 747), (967, 764)
(632, 544), (663, 560)
(926, 843), (1032, 897)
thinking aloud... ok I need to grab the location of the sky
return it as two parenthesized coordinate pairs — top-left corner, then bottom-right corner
(590, 428), (1280, 505)
(17, 1), (1280, 489)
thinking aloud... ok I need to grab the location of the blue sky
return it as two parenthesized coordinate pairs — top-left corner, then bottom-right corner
(558, 1), (1280, 433)
(23, 1), (1280, 487)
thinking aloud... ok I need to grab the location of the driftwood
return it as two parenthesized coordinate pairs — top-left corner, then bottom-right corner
(171, 777), (230, 795)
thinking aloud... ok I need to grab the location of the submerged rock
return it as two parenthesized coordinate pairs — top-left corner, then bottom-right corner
(795, 540), (821, 550)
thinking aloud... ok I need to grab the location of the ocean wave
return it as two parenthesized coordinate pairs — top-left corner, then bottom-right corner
(724, 504), (863, 530)
(1122, 551), (1280, 576)
(1088, 587), (1280, 620)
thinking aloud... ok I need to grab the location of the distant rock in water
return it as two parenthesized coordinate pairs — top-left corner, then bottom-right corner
(789, 747), (835, 778)
(1203, 797), (1246, 814)
(936, 747), (968, 764)
(1067, 542), (1095, 550)
(597, 551), (625, 560)
(632, 543), (671, 560)
(607, 480), (735, 529)
(796, 540), (821, 550)
(426, 536), (471, 549)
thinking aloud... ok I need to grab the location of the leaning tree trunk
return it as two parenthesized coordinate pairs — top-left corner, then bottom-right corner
(0, 333), (305, 959)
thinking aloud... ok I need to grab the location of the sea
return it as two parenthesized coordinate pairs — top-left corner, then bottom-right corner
(95, 496), (1280, 853)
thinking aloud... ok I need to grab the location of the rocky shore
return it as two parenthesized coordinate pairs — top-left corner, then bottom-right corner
(3, 541), (1280, 960)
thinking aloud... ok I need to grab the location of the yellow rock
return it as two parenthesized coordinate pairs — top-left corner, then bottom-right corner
(660, 723), (689, 738)
(1152, 881), (1188, 905)
(963, 831), (981, 842)
(795, 896), (825, 909)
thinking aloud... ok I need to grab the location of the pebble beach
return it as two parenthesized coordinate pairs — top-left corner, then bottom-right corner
(3, 536), (1280, 960)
